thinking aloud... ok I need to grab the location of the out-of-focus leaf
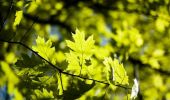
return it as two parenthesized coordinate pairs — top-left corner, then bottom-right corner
(13, 10), (23, 27)
(15, 53), (43, 68)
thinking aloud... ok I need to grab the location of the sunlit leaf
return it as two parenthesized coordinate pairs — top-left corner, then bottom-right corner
(34, 88), (54, 99)
(32, 36), (57, 65)
(103, 57), (129, 85)
(0, 61), (23, 99)
(66, 29), (95, 74)
(66, 29), (95, 58)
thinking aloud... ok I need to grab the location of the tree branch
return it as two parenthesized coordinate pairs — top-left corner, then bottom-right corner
(129, 57), (170, 76)
(0, 40), (131, 89)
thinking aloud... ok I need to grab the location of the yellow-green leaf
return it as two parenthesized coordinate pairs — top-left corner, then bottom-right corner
(65, 29), (95, 74)
(66, 29), (95, 59)
(32, 36), (57, 64)
(103, 57), (129, 85)
(13, 10), (23, 27)
(34, 88), (54, 99)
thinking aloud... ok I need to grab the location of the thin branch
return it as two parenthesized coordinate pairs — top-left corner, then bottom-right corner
(0, 0), (13, 32)
(0, 40), (131, 89)
(20, 19), (36, 42)
(23, 13), (73, 32)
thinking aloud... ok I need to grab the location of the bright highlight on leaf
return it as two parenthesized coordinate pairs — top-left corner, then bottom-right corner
(131, 78), (139, 99)
(32, 36), (57, 64)
(34, 88), (54, 99)
(103, 57), (129, 85)
(13, 10), (23, 27)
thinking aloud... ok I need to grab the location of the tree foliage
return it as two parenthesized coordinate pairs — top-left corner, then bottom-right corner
(0, 0), (170, 100)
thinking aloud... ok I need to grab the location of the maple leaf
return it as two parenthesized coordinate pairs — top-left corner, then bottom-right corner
(32, 36), (57, 65)
(103, 57), (129, 85)
(65, 29), (95, 74)
(66, 29), (95, 59)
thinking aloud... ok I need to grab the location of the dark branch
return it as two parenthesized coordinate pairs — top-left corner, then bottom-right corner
(23, 13), (73, 32)
(0, 40), (131, 89)
(20, 19), (36, 42)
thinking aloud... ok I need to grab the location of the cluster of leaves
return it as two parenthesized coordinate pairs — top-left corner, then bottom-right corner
(0, 0), (170, 100)
(1, 29), (138, 99)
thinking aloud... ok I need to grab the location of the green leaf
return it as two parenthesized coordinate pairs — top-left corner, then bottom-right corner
(66, 29), (95, 59)
(15, 53), (43, 68)
(34, 88), (54, 99)
(65, 29), (95, 74)
(13, 10), (23, 27)
(32, 36), (57, 64)
(103, 57), (129, 85)
(63, 79), (95, 100)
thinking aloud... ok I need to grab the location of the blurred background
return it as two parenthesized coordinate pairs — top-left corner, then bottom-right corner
(0, 0), (170, 99)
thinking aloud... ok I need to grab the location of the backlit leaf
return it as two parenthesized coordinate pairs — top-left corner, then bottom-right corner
(34, 88), (54, 99)
(32, 36), (57, 65)
(103, 57), (129, 85)
(65, 29), (95, 74)
(66, 29), (95, 59)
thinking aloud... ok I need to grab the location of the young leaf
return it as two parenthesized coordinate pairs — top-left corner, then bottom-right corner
(66, 29), (95, 59)
(34, 88), (54, 99)
(65, 29), (95, 74)
(131, 78), (139, 100)
(32, 36), (57, 65)
(13, 10), (23, 27)
(103, 57), (129, 85)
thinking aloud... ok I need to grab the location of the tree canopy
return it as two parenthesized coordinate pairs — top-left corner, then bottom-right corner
(0, 0), (170, 100)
